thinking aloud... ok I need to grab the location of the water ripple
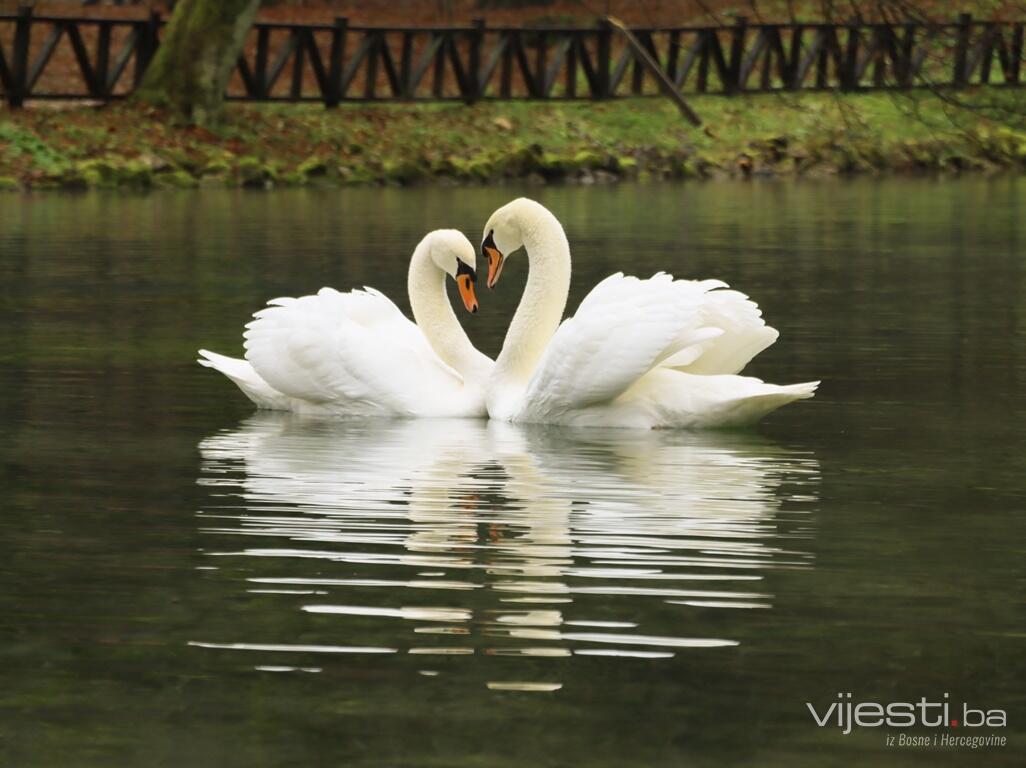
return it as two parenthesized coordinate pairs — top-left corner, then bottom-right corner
(194, 415), (819, 690)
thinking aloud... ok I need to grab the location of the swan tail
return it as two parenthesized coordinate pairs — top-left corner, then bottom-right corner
(697, 379), (819, 428)
(197, 349), (291, 410)
(622, 370), (817, 429)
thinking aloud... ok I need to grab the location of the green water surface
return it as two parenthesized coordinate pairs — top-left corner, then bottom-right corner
(0, 179), (1023, 766)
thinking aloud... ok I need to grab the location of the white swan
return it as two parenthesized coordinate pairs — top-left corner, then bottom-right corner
(479, 198), (819, 428)
(198, 229), (493, 418)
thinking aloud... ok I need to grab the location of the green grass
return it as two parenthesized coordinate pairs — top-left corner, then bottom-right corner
(0, 91), (1024, 190)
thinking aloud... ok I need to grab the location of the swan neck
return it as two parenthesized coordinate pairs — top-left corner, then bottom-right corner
(495, 212), (571, 385)
(408, 245), (488, 383)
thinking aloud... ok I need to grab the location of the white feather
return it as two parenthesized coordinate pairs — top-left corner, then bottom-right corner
(514, 272), (815, 427)
(519, 273), (705, 420)
(237, 287), (475, 418)
(199, 231), (492, 419)
(197, 349), (292, 410)
(485, 198), (818, 429)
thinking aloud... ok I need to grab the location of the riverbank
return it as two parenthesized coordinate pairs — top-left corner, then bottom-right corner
(1, 92), (1024, 191)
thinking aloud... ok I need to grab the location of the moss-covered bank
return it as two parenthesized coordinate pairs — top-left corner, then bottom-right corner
(1, 92), (1024, 191)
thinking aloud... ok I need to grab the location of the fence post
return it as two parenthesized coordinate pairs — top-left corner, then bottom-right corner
(595, 18), (612, 98)
(1011, 22), (1023, 85)
(96, 22), (112, 99)
(254, 25), (270, 98)
(326, 16), (346, 107)
(9, 6), (32, 108)
(728, 15), (747, 93)
(134, 11), (160, 88)
(326, 17), (347, 107)
(467, 18), (485, 103)
(534, 30), (547, 98)
(842, 16), (860, 91)
(786, 25), (803, 89)
(900, 22), (915, 87)
(953, 12), (972, 86)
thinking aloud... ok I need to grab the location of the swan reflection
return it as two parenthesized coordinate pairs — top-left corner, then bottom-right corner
(196, 416), (818, 668)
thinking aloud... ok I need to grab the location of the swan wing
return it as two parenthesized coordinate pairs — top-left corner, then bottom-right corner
(662, 286), (780, 375)
(243, 287), (463, 415)
(519, 273), (711, 421)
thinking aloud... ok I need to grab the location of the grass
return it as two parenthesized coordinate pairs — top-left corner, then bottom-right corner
(1, 91), (1024, 190)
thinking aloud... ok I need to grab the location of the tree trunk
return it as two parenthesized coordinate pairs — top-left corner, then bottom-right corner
(135, 0), (261, 125)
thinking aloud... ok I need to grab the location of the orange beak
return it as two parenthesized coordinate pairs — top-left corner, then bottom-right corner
(485, 246), (505, 289)
(456, 273), (478, 313)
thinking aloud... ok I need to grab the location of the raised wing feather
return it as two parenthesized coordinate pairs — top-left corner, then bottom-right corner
(663, 287), (779, 375)
(518, 273), (710, 421)
(243, 287), (463, 416)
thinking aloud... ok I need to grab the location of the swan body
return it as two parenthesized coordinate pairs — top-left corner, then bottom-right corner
(480, 198), (818, 428)
(199, 230), (492, 418)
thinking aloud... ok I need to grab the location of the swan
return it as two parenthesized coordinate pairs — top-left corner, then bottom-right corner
(198, 229), (493, 418)
(479, 198), (819, 428)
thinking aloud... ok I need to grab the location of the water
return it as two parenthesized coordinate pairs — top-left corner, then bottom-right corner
(1, 179), (1023, 766)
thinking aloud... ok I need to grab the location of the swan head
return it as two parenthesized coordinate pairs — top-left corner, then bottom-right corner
(423, 229), (479, 314)
(481, 197), (550, 290)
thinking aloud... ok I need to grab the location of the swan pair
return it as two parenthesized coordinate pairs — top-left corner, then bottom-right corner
(199, 198), (817, 428)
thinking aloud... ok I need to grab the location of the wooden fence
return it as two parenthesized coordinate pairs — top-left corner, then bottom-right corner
(0, 9), (1023, 107)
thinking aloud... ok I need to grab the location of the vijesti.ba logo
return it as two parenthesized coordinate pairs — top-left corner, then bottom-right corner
(806, 692), (1007, 746)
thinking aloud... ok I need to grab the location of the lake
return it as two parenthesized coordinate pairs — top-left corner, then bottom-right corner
(0, 179), (1023, 766)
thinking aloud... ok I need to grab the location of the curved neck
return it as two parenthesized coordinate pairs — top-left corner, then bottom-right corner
(495, 209), (572, 386)
(408, 244), (490, 383)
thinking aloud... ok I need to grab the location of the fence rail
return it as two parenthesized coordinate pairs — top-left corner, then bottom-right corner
(1, 9), (1023, 108)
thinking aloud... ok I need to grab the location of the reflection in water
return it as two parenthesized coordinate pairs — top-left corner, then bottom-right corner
(196, 416), (818, 685)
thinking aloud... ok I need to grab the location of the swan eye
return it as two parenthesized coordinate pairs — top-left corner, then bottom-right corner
(455, 259), (477, 283)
